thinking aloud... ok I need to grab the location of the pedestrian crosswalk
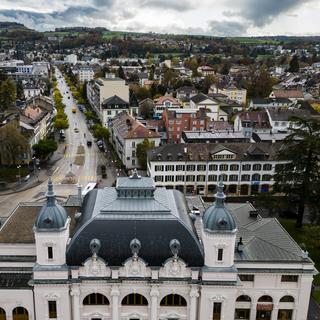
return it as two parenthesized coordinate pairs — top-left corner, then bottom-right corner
(51, 175), (97, 184)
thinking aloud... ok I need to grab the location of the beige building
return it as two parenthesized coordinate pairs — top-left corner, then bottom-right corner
(86, 74), (135, 126)
(210, 84), (247, 105)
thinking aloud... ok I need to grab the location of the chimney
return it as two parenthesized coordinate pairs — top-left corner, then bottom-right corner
(237, 237), (244, 253)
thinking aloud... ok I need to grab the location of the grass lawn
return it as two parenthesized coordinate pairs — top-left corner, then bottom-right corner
(280, 219), (320, 302)
(0, 167), (29, 183)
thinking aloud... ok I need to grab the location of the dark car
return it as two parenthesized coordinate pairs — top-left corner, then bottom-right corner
(87, 140), (92, 146)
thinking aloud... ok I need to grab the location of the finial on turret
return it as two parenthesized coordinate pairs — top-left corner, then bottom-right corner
(215, 179), (226, 206)
(130, 168), (141, 179)
(170, 239), (181, 262)
(130, 238), (141, 260)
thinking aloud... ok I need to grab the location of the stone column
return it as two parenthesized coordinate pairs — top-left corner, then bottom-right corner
(70, 288), (80, 320)
(150, 286), (159, 320)
(189, 287), (199, 320)
(249, 301), (257, 320)
(111, 285), (120, 320)
(271, 304), (279, 320)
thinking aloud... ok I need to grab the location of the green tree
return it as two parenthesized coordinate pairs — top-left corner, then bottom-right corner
(54, 117), (69, 130)
(117, 66), (125, 79)
(274, 117), (320, 227)
(0, 79), (16, 111)
(32, 139), (58, 159)
(136, 138), (155, 170)
(246, 67), (277, 98)
(288, 55), (300, 73)
(16, 79), (25, 100)
(0, 122), (29, 165)
(92, 124), (110, 142)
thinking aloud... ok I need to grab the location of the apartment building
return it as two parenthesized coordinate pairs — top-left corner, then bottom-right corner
(154, 96), (181, 119)
(162, 108), (208, 143)
(148, 142), (285, 196)
(86, 75), (135, 126)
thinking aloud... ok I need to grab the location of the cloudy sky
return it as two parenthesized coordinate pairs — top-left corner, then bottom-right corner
(0, 0), (319, 36)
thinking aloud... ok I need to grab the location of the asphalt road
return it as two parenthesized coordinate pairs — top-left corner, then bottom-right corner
(0, 68), (115, 218)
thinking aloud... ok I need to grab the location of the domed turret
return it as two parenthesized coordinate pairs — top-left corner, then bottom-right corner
(35, 177), (67, 231)
(202, 180), (236, 233)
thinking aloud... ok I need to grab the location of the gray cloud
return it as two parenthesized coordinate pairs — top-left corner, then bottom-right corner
(227, 0), (312, 27)
(208, 20), (249, 36)
(138, 0), (194, 11)
(0, 6), (103, 30)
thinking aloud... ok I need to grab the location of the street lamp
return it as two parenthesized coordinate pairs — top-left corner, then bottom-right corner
(17, 165), (21, 184)
(32, 157), (40, 182)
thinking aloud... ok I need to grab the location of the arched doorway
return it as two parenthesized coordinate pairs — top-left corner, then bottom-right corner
(159, 294), (188, 320)
(256, 296), (273, 320)
(12, 307), (28, 320)
(278, 296), (294, 320)
(0, 308), (6, 320)
(235, 295), (251, 320)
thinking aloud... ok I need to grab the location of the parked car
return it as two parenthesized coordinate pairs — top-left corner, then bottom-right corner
(74, 128), (79, 133)
(87, 140), (92, 146)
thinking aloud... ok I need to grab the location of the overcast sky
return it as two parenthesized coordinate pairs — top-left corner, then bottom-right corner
(0, 0), (319, 36)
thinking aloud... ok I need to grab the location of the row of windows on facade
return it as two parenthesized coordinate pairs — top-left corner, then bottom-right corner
(154, 173), (273, 183)
(154, 163), (274, 172)
(0, 293), (296, 320)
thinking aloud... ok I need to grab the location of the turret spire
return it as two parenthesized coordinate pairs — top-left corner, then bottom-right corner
(46, 176), (56, 206)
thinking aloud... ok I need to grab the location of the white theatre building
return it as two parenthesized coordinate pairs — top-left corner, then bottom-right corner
(0, 171), (316, 320)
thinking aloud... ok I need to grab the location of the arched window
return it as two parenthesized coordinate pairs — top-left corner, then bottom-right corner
(236, 295), (251, 302)
(160, 294), (187, 307)
(12, 307), (28, 320)
(280, 295), (294, 303)
(258, 295), (273, 302)
(121, 294), (148, 306)
(0, 308), (6, 320)
(83, 293), (110, 305)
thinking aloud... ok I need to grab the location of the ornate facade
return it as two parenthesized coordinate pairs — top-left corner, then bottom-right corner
(0, 171), (316, 320)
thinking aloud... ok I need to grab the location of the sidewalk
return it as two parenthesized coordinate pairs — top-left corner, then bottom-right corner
(0, 144), (65, 196)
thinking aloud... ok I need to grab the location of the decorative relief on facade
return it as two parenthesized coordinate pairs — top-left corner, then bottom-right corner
(119, 238), (151, 278)
(79, 238), (110, 277)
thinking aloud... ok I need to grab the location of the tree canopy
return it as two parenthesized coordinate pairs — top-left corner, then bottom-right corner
(0, 79), (16, 111)
(274, 116), (320, 227)
(136, 138), (155, 170)
(32, 139), (58, 159)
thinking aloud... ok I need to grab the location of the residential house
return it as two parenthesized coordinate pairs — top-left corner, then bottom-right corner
(210, 83), (247, 105)
(176, 86), (198, 100)
(189, 93), (228, 121)
(249, 98), (292, 109)
(269, 89), (304, 102)
(154, 96), (181, 119)
(197, 65), (215, 76)
(110, 112), (161, 169)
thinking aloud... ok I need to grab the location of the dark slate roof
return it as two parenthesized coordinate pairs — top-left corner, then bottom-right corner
(0, 273), (32, 289)
(203, 182), (236, 233)
(101, 95), (129, 107)
(267, 107), (318, 121)
(35, 178), (68, 231)
(66, 185), (204, 267)
(190, 93), (215, 104)
(148, 142), (281, 162)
